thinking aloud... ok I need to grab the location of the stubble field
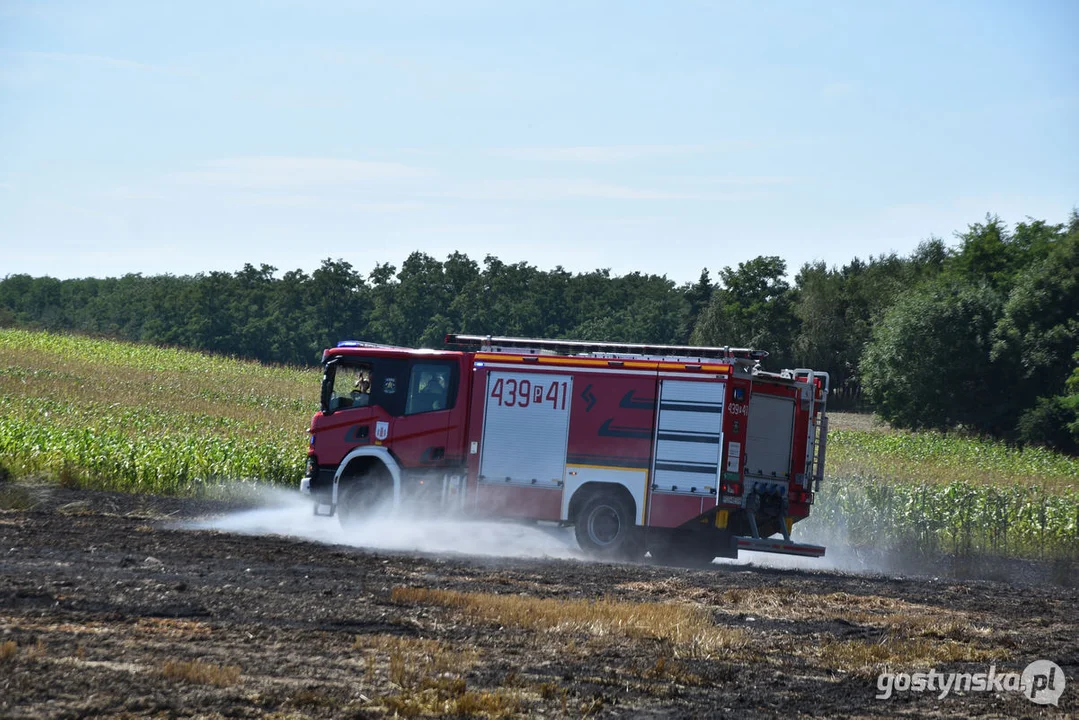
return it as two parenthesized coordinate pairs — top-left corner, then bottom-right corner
(1, 485), (1076, 718)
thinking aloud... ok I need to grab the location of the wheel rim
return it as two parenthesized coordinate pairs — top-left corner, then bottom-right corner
(344, 481), (388, 520)
(587, 504), (622, 546)
(343, 488), (369, 521)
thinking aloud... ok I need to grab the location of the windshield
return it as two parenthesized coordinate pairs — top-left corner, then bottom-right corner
(322, 357), (408, 415)
(327, 363), (373, 412)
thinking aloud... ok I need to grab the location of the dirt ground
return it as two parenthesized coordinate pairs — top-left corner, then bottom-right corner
(1, 484), (1075, 719)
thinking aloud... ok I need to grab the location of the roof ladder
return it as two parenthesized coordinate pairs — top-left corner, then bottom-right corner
(444, 333), (768, 362)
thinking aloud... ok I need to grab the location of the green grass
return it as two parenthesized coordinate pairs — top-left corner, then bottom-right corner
(1, 328), (1076, 558)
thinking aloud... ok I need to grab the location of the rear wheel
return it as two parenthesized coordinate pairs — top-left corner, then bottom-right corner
(337, 466), (393, 528)
(574, 492), (641, 560)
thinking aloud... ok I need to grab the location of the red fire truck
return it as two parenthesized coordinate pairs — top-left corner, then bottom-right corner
(300, 334), (829, 560)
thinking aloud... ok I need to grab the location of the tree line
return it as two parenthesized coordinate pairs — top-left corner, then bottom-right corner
(2, 212), (1076, 452)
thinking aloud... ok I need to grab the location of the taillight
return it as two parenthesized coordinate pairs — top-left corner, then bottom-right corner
(305, 456), (318, 478)
(790, 489), (814, 505)
(720, 480), (743, 496)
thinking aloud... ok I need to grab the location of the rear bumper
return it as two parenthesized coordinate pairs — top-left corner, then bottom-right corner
(736, 536), (826, 558)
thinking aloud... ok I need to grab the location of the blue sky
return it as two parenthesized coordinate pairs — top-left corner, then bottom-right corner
(1, 0), (1076, 283)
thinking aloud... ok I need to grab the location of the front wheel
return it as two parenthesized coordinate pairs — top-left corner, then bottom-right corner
(337, 468), (393, 528)
(574, 492), (641, 560)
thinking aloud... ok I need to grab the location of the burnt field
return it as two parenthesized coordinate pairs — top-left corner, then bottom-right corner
(1, 485), (1075, 719)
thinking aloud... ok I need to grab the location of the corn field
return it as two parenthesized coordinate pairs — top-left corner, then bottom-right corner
(814, 429), (1079, 559)
(0, 328), (316, 496)
(827, 428), (1079, 494)
(0, 411), (303, 495)
(803, 476), (1079, 560)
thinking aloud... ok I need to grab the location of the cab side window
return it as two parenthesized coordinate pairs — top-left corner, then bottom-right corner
(405, 363), (453, 415)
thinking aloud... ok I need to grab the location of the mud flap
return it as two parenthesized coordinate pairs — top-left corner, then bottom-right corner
(646, 526), (740, 563)
(715, 532), (740, 559)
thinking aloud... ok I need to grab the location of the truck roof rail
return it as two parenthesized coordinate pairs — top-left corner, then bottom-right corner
(444, 334), (768, 362)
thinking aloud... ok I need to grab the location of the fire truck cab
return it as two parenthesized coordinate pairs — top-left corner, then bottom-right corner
(300, 334), (828, 561)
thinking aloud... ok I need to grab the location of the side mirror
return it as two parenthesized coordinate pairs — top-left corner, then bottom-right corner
(321, 364), (337, 414)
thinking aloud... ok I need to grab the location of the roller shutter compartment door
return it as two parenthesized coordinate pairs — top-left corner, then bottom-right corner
(479, 372), (572, 487)
(745, 394), (794, 480)
(651, 380), (725, 495)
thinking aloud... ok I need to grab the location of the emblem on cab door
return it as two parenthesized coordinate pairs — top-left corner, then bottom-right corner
(375, 421), (389, 441)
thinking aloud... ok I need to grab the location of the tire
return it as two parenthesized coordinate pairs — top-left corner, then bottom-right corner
(337, 467), (392, 528)
(574, 492), (641, 560)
